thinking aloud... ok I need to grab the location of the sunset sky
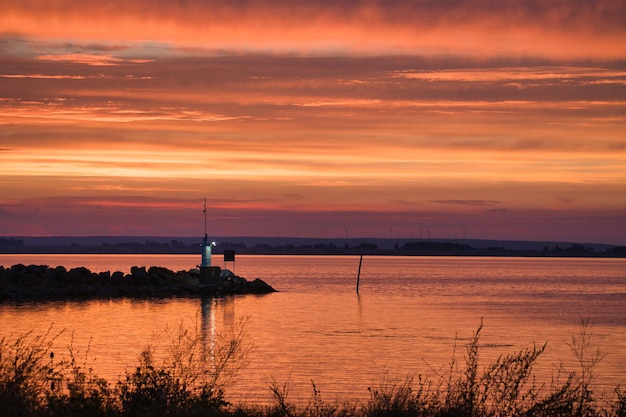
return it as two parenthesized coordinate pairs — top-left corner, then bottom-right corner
(1, 1), (625, 244)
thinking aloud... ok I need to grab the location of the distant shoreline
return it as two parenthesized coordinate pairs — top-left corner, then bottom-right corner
(0, 237), (626, 258)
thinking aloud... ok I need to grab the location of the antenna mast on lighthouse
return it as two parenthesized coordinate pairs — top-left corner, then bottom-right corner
(203, 197), (207, 238)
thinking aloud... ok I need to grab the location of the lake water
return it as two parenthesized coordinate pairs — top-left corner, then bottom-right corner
(1, 254), (625, 405)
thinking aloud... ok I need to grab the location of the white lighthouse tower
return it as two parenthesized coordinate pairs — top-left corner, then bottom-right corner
(201, 234), (214, 267)
(199, 198), (221, 285)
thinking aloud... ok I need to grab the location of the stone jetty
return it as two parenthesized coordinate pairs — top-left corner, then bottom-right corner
(0, 264), (276, 301)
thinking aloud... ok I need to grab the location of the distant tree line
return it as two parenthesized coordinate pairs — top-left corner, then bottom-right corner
(0, 238), (24, 247)
(0, 237), (624, 257)
(396, 241), (626, 257)
(219, 241), (381, 255)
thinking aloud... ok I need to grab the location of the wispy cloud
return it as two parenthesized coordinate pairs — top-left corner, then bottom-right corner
(431, 200), (501, 207)
(392, 67), (626, 85)
(0, 74), (87, 79)
(36, 53), (153, 66)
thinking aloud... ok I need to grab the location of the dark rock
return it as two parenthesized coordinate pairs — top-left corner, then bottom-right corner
(130, 266), (152, 285)
(43, 267), (57, 281)
(0, 264), (276, 301)
(220, 269), (235, 279)
(68, 267), (92, 279)
(26, 265), (49, 278)
(148, 266), (169, 277)
(248, 278), (277, 294)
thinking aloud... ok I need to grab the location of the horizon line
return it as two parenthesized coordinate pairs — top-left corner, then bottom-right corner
(3, 235), (621, 247)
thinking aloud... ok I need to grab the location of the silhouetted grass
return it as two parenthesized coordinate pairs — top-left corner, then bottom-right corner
(1, 320), (624, 417)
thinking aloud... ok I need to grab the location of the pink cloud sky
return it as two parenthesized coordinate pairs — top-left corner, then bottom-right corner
(1, 1), (625, 243)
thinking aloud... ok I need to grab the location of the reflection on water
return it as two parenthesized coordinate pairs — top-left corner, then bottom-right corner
(1, 255), (625, 404)
(200, 296), (237, 354)
(201, 297), (216, 356)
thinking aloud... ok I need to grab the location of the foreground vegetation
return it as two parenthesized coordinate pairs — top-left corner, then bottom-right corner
(1, 320), (625, 417)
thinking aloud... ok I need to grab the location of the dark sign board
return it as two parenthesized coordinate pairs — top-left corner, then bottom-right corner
(224, 250), (236, 262)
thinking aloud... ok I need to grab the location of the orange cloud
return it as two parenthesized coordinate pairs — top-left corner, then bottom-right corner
(36, 53), (153, 66)
(2, 1), (626, 58)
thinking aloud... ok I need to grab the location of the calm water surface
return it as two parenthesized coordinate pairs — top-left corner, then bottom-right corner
(1, 254), (625, 404)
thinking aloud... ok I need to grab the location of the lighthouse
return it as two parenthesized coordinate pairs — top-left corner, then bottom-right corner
(199, 199), (221, 285)
(201, 234), (215, 267)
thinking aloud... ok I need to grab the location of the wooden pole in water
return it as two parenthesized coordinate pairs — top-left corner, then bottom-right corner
(356, 254), (363, 294)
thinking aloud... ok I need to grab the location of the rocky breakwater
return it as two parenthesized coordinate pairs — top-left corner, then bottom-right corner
(0, 264), (276, 301)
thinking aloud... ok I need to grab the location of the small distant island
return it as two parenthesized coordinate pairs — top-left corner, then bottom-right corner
(1, 236), (624, 257)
